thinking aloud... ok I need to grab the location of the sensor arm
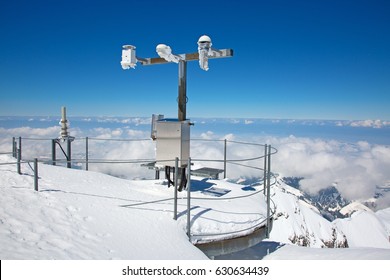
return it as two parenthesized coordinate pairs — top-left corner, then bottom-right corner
(138, 49), (233, 66)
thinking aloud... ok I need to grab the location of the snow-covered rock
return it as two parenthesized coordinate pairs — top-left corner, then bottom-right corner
(340, 201), (371, 216)
(269, 179), (348, 248)
(269, 176), (390, 249)
(334, 209), (390, 248)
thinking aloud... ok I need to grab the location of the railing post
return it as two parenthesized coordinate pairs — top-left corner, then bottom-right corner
(52, 139), (56, 166)
(12, 137), (16, 158)
(18, 137), (22, 160)
(85, 137), (89, 171)
(67, 138), (72, 168)
(186, 157), (191, 240)
(17, 147), (21, 175)
(173, 157), (179, 220)
(34, 158), (38, 192)
(266, 145), (272, 238)
(263, 144), (268, 195)
(223, 139), (227, 179)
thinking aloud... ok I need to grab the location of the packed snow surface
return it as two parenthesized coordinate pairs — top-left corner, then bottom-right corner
(262, 243), (390, 260)
(0, 154), (267, 259)
(1, 153), (390, 260)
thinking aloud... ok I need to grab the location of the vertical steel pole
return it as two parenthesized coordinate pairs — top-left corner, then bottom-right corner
(155, 169), (160, 180)
(12, 137), (16, 158)
(263, 144), (268, 195)
(167, 166), (171, 188)
(224, 139), (227, 179)
(174, 157), (179, 220)
(34, 158), (38, 192)
(266, 145), (271, 238)
(178, 60), (187, 121)
(85, 137), (89, 171)
(52, 139), (56, 166)
(17, 147), (21, 175)
(67, 138), (71, 168)
(18, 137), (22, 160)
(186, 157), (191, 240)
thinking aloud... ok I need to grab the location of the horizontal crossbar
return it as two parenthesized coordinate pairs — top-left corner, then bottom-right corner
(138, 49), (233, 66)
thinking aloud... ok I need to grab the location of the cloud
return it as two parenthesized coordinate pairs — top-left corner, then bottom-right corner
(269, 136), (390, 203)
(334, 119), (390, 128)
(0, 126), (60, 138)
(376, 191), (390, 210)
(1, 124), (390, 209)
(199, 131), (214, 140)
(95, 117), (151, 125)
(350, 120), (385, 128)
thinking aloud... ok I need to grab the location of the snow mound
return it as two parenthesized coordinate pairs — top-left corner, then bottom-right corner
(263, 243), (390, 260)
(376, 207), (390, 237)
(340, 201), (371, 216)
(270, 181), (347, 248)
(0, 155), (208, 259)
(0, 154), (269, 259)
(334, 210), (390, 248)
(269, 177), (390, 249)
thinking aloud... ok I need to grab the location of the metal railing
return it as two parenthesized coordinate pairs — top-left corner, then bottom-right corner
(4, 136), (278, 242)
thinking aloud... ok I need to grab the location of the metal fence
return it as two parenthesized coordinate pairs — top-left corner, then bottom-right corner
(3, 136), (278, 242)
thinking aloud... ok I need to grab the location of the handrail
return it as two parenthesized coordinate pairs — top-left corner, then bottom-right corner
(6, 136), (278, 243)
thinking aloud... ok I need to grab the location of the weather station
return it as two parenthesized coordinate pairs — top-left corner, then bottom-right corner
(4, 36), (274, 259)
(121, 35), (233, 191)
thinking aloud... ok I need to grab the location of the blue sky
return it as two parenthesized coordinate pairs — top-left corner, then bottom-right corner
(1, 0), (389, 120)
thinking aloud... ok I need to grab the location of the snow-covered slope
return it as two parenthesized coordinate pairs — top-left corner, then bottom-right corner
(334, 210), (390, 248)
(263, 243), (390, 260)
(0, 154), (208, 259)
(268, 177), (390, 249)
(0, 154), (269, 259)
(376, 207), (390, 238)
(269, 180), (348, 248)
(2, 153), (390, 260)
(340, 201), (371, 216)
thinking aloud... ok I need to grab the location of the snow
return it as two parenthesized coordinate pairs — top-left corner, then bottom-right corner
(268, 183), (346, 248)
(0, 154), (267, 259)
(376, 207), (390, 237)
(263, 243), (390, 260)
(0, 156), (203, 259)
(1, 152), (390, 260)
(266, 176), (390, 251)
(340, 201), (371, 216)
(334, 210), (390, 248)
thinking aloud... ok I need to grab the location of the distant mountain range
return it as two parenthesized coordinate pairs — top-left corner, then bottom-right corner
(268, 176), (390, 248)
(283, 176), (390, 220)
(282, 177), (349, 221)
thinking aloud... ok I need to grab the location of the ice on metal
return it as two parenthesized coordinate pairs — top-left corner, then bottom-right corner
(156, 44), (181, 63)
(121, 45), (137, 69)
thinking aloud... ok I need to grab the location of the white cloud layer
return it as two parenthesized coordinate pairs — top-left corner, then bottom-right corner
(336, 119), (390, 128)
(1, 126), (390, 209)
(268, 136), (390, 203)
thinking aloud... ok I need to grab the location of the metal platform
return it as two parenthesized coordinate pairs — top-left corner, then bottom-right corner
(141, 162), (224, 180)
(191, 167), (224, 179)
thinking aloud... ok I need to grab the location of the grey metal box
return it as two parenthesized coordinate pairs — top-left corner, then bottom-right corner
(156, 119), (190, 168)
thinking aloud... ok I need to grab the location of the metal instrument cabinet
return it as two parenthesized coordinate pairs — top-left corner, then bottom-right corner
(156, 119), (190, 168)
